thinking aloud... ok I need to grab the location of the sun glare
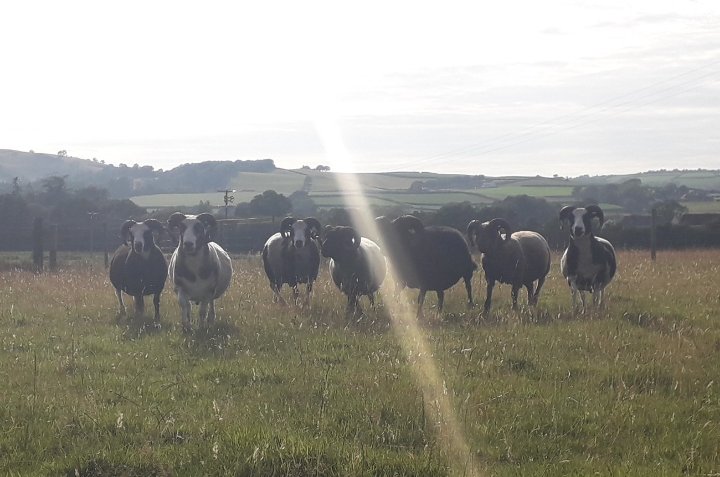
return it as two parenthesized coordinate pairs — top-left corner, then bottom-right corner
(314, 111), (483, 477)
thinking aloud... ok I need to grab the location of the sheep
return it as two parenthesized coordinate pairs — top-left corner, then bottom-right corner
(320, 225), (387, 315)
(167, 212), (233, 331)
(559, 205), (617, 312)
(262, 217), (322, 306)
(374, 215), (476, 317)
(466, 218), (551, 313)
(109, 219), (168, 324)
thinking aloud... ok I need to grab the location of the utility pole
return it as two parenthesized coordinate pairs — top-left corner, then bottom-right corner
(218, 189), (236, 218)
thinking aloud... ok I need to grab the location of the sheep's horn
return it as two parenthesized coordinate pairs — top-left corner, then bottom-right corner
(487, 218), (512, 242)
(466, 220), (482, 247)
(559, 206), (575, 229)
(303, 217), (322, 238)
(393, 215), (424, 233)
(585, 205), (604, 227)
(280, 217), (295, 238)
(120, 219), (136, 244)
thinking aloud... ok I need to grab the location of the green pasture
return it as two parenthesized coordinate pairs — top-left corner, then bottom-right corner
(0, 250), (719, 475)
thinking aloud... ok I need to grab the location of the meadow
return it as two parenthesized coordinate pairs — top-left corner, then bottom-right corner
(0, 249), (719, 475)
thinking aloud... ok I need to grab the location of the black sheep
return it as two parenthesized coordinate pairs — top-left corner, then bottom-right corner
(375, 215), (476, 317)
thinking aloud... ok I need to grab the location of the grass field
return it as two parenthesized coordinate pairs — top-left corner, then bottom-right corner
(1, 249), (719, 475)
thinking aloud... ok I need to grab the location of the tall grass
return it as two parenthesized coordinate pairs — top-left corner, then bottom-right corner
(0, 250), (718, 475)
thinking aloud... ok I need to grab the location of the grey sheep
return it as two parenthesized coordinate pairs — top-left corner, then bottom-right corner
(109, 219), (168, 324)
(262, 217), (322, 306)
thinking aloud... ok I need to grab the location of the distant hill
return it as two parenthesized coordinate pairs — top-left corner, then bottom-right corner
(1, 149), (719, 213)
(0, 149), (106, 181)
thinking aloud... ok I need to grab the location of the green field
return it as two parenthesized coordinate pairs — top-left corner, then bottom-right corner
(129, 168), (720, 214)
(1, 250), (719, 475)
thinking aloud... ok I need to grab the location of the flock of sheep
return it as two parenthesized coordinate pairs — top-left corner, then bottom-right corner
(109, 205), (617, 331)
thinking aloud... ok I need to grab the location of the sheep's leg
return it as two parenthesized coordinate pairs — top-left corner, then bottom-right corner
(436, 290), (445, 313)
(593, 286), (604, 308)
(152, 292), (161, 325)
(305, 281), (313, 307)
(578, 290), (587, 314)
(271, 283), (287, 306)
(134, 295), (145, 316)
(368, 292), (375, 307)
(207, 300), (216, 325)
(511, 286), (520, 310)
(115, 288), (126, 316)
(291, 285), (300, 306)
(532, 276), (546, 306)
(198, 301), (209, 328)
(525, 282), (536, 306)
(483, 280), (495, 313)
(416, 289), (427, 318)
(346, 293), (360, 316)
(178, 289), (192, 332)
(463, 275), (474, 308)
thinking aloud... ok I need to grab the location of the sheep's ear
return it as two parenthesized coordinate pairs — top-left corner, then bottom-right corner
(120, 220), (136, 245)
(353, 229), (362, 249)
(167, 212), (186, 233)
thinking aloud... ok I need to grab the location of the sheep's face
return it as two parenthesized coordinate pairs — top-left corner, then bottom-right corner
(321, 226), (360, 261)
(290, 220), (310, 249)
(471, 224), (502, 254)
(129, 223), (154, 255)
(122, 219), (163, 257)
(569, 208), (592, 239)
(169, 213), (217, 256)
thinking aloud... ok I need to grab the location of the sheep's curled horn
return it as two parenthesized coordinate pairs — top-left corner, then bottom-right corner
(196, 213), (218, 240)
(280, 217), (296, 238)
(584, 205), (604, 227)
(303, 217), (322, 238)
(344, 226), (362, 249)
(121, 219), (136, 244)
(394, 215), (425, 233)
(466, 220), (482, 247)
(168, 212), (187, 231)
(487, 218), (512, 242)
(558, 206), (576, 229)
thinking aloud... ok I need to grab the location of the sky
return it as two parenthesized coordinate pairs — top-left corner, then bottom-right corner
(1, 0), (718, 177)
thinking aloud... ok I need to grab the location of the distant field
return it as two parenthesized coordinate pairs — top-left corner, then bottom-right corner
(129, 169), (719, 211)
(570, 171), (720, 190)
(1, 250), (719, 475)
(681, 201), (720, 213)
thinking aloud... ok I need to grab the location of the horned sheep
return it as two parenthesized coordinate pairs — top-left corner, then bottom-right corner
(466, 218), (551, 313)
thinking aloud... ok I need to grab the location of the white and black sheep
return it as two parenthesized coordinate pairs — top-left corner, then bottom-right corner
(466, 218), (551, 313)
(167, 213), (233, 331)
(262, 217), (322, 305)
(559, 205), (617, 311)
(109, 219), (168, 323)
(321, 225), (387, 315)
(375, 215), (476, 317)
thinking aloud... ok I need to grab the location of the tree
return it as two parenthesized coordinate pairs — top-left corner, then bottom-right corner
(248, 190), (291, 222)
(315, 165), (331, 172)
(289, 191), (317, 216)
(654, 200), (688, 225)
(57, 150), (67, 157)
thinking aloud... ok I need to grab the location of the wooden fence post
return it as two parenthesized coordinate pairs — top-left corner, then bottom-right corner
(650, 208), (657, 261)
(32, 217), (44, 274)
(103, 222), (109, 269)
(49, 224), (58, 271)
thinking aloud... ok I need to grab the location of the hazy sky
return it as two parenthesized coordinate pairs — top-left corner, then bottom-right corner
(1, 0), (718, 176)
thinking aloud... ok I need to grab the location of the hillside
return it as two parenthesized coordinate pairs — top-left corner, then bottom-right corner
(2, 149), (719, 212)
(0, 149), (106, 181)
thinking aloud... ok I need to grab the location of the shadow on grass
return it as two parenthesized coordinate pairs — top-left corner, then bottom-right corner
(115, 312), (166, 341)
